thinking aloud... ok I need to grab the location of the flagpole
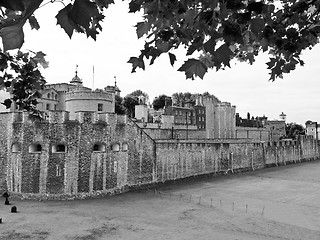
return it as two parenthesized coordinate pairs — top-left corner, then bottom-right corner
(92, 65), (95, 90)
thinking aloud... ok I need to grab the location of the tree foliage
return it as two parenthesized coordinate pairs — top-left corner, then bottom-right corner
(285, 123), (306, 139)
(114, 95), (125, 114)
(1, 0), (320, 112)
(152, 94), (169, 110)
(127, 0), (320, 81)
(128, 89), (149, 104)
(122, 95), (139, 118)
(0, 50), (47, 115)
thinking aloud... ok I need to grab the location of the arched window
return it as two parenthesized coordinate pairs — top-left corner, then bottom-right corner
(111, 143), (120, 152)
(11, 143), (21, 153)
(29, 143), (42, 153)
(47, 93), (50, 99)
(52, 144), (67, 153)
(93, 143), (106, 152)
(122, 143), (128, 152)
(55, 94), (58, 100)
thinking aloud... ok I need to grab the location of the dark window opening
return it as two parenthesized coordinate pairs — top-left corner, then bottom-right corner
(52, 144), (67, 153)
(29, 144), (42, 153)
(11, 143), (21, 153)
(98, 103), (103, 111)
(93, 143), (106, 152)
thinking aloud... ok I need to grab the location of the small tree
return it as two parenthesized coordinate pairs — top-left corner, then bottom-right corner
(129, 90), (149, 104)
(114, 95), (125, 115)
(285, 123), (306, 139)
(152, 94), (169, 110)
(123, 95), (139, 118)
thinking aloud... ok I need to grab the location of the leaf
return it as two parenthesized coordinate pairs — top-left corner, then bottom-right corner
(155, 41), (169, 53)
(127, 57), (145, 73)
(129, 0), (142, 13)
(33, 51), (49, 68)
(69, 0), (99, 31)
(2, 98), (12, 109)
(0, 0), (25, 11)
(136, 21), (151, 39)
(187, 36), (204, 55)
(222, 21), (242, 44)
(29, 15), (40, 30)
(168, 53), (176, 66)
(203, 38), (216, 54)
(22, 0), (43, 19)
(212, 44), (235, 69)
(250, 17), (265, 36)
(95, 0), (114, 8)
(178, 59), (207, 79)
(56, 4), (78, 38)
(0, 21), (25, 51)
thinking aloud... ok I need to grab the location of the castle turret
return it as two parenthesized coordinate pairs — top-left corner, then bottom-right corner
(279, 112), (286, 121)
(70, 66), (83, 87)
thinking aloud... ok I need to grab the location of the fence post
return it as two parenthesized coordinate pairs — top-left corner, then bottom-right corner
(251, 151), (254, 171)
(230, 152), (234, 173)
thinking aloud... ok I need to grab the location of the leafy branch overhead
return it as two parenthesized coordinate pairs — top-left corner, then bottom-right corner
(0, 0), (320, 112)
(128, 0), (320, 81)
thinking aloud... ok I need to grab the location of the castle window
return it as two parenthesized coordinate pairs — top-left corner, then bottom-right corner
(47, 93), (50, 99)
(54, 105), (57, 110)
(29, 144), (42, 153)
(55, 94), (58, 100)
(122, 143), (128, 151)
(113, 161), (118, 173)
(56, 165), (62, 177)
(93, 143), (106, 152)
(52, 144), (67, 153)
(111, 143), (120, 152)
(11, 143), (21, 153)
(98, 103), (103, 111)
(46, 103), (50, 110)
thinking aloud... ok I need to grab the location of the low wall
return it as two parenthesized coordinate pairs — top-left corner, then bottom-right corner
(154, 136), (319, 184)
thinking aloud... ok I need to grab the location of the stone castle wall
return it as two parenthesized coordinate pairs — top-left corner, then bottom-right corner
(137, 127), (206, 140)
(155, 137), (319, 183)
(236, 127), (270, 141)
(0, 111), (319, 199)
(2, 111), (155, 198)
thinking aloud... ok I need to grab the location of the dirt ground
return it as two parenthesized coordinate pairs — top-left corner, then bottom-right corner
(1, 160), (320, 240)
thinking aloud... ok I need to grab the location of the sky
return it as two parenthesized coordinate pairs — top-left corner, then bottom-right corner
(0, 0), (319, 125)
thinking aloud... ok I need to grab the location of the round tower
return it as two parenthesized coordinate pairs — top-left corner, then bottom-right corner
(65, 68), (114, 119)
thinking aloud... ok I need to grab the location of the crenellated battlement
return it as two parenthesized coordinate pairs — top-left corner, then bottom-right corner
(48, 111), (69, 123)
(65, 91), (113, 102)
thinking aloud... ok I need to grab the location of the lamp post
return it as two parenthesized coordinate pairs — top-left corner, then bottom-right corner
(315, 122), (318, 142)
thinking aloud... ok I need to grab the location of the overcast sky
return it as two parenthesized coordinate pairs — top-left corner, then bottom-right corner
(0, 0), (319, 125)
